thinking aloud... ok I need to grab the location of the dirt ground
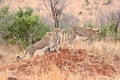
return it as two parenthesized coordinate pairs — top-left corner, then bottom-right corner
(0, 48), (119, 80)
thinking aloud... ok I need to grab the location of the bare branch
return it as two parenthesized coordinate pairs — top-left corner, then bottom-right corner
(43, 0), (53, 18)
(43, 0), (67, 28)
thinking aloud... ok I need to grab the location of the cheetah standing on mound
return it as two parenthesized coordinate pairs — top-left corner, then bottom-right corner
(16, 29), (62, 61)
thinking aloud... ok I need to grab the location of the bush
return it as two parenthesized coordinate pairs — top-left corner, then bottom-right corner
(1, 7), (49, 48)
(0, 6), (11, 28)
(100, 21), (117, 39)
(0, 6), (13, 44)
(100, 25), (109, 38)
(0, 6), (9, 18)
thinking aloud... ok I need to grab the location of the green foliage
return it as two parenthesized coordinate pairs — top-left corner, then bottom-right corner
(100, 21), (117, 39)
(1, 7), (49, 48)
(100, 25), (109, 38)
(0, 6), (9, 18)
(0, 6), (13, 34)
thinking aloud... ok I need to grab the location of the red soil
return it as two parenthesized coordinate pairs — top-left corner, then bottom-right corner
(0, 49), (119, 80)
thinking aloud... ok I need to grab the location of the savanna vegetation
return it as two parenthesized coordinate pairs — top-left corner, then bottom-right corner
(0, 0), (120, 80)
(0, 6), (49, 48)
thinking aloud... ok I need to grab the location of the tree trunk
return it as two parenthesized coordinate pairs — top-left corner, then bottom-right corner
(54, 18), (59, 28)
(115, 14), (120, 39)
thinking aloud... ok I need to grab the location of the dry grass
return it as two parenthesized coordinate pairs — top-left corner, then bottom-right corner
(0, 64), (119, 80)
(72, 37), (120, 78)
(0, 37), (120, 80)
(0, 44), (23, 67)
(72, 37), (120, 57)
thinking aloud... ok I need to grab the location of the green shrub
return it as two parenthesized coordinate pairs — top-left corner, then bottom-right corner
(0, 6), (11, 28)
(100, 21), (117, 39)
(0, 6), (9, 18)
(0, 6), (14, 43)
(109, 21), (116, 36)
(100, 25), (109, 38)
(1, 7), (49, 48)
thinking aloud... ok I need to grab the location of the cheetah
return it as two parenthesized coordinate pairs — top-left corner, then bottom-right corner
(65, 26), (101, 43)
(16, 27), (101, 61)
(72, 27), (101, 43)
(16, 29), (62, 61)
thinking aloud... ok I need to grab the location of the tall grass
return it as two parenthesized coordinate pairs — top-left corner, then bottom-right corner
(0, 37), (120, 80)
